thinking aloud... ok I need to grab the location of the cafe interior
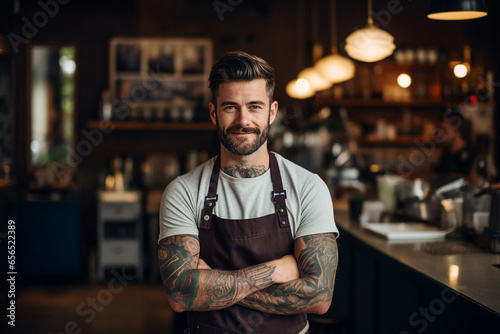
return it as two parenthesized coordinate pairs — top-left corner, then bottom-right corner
(1, 0), (500, 333)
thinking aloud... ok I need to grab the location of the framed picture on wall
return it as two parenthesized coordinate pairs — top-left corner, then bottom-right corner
(109, 37), (212, 122)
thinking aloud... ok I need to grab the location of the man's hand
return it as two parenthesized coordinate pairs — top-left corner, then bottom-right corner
(268, 254), (299, 283)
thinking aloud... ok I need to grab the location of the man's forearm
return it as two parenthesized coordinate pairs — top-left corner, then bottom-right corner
(238, 233), (338, 315)
(171, 264), (277, 312)
(158, 235), (298, 312)
(237, 277), (331, 314)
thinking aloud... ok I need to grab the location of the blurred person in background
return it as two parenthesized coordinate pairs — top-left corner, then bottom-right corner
(434, 108), (478, 183)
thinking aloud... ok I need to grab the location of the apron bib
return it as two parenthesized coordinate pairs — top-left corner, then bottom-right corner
(186, 152), (308, 333)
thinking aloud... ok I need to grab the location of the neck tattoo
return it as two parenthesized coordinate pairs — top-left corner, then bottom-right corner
(223, 164), (267, 178)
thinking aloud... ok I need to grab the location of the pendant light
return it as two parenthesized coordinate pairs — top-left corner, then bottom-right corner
(453, 45), (471, 78)
(298, 66), (332, 91)
(286, 78), (315, 99)
(428, 0), (487, 20)
(344, 0), (396, 63)
(297, 0), (332, 92)
(287, 0), (315, 99)
(314, 0), (355, 84)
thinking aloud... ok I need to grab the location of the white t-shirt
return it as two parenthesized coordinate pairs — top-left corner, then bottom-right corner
(158, 152), (338, 242)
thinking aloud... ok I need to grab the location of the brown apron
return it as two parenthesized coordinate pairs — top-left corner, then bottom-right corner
(186, 152), (308, 333)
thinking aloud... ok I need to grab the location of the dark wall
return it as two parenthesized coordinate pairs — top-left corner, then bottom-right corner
(1, 0), (499, 282)
(2, 0), (499, 126)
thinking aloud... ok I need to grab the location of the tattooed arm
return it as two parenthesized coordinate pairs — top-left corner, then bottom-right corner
(238, 233), (338, 315)
(158, 234), (299, 312)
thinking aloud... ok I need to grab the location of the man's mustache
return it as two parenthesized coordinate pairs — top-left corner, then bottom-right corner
(226, 125), (261, 135)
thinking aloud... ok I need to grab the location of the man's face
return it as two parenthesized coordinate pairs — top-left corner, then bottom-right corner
(440, 121), (458, 147)
(209, 79), (278, 156)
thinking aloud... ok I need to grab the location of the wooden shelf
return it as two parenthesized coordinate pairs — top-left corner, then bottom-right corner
(356, 136), (434, 146)
(0, 178), (14, 189)
(323, 98), (451, 108)
(87, 120), (215, 131)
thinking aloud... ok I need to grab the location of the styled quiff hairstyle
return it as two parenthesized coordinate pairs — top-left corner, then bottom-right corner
(209, 51), (275, 105)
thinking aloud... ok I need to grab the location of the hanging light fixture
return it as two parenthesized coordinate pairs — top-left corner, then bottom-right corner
(452, 45), (471, 78)
(428, 0), (487, 20)
(298, 66), (331, 91)
(286, 78), (315, 99)
(314, 0), (355, 84)
(297, 1), (332, 92)
(287, 0), (316, 99)
(454, 64), (468, 78)
(344, 0), (396, 63)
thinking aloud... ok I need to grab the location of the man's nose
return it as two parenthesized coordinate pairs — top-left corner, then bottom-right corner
(235, 108), (251, 125)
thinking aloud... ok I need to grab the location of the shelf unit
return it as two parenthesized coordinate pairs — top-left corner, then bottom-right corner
(87, 120), (214, 131)
(108, 37), (212, 121)
(97, 190), (143, 282)
(310, 59), (467, 149)
(323, 98), (451, 108)
(356, 136), (434, 147)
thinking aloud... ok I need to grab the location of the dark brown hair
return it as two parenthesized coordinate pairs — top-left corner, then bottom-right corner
(209, 51), (275, 105)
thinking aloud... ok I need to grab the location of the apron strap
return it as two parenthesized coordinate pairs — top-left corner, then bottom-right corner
(200, 156), (220, 229)
(269, 152), (290, 228)
(200, 153), (290, 230)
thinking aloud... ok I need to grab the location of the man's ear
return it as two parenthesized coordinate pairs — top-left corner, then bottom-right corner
(269, 101), (278, 125)
(209, 102), (217, 125)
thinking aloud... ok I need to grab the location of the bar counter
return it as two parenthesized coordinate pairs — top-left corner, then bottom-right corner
(332, 210), (500, 333)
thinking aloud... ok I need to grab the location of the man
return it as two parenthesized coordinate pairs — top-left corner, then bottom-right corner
(158, 51), (339, 334)
(435, 108), (478, 182)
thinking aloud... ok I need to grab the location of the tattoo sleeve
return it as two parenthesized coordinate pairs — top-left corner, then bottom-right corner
(237, 233), (338, 315)
(158, 235), (278, 312)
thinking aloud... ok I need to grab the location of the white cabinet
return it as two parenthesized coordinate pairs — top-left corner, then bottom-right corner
(97, 191), (143, 282)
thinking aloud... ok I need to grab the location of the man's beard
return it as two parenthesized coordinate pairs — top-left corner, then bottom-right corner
(216, 120), (270, 156)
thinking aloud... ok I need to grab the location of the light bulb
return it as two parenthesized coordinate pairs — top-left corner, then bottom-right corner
(454, 64), (468, 78)
(286, 78), (315, 99)
(298, 67), (331, 91)
(345, 23), (396, 63)
(314, 53), (355, 84)
(397, 73), (412, 88)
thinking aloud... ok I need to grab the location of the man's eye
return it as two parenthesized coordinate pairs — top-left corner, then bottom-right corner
(250, 105), (262, 110)
(224, 106), (236, 111)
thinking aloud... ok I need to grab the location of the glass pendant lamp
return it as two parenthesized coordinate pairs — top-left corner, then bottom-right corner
(287, 0), (316, 99)
(297, 1), (332, 92)
(314, 0), (355, 84)
(344, 0), (396, 63)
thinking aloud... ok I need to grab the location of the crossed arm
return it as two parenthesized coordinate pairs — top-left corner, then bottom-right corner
(158, 232), (338, 314)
